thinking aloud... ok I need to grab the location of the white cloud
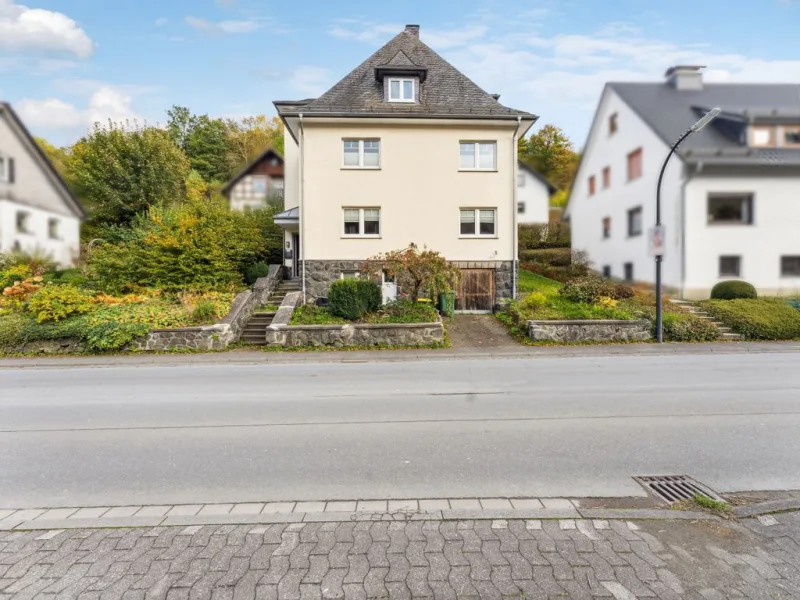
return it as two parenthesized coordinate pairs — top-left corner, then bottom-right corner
(154, 17), (168, 27)
(185, 15), (262, 34)
(16, 97), (82, 129)
(422, 25), (488, 49)
(85, 87), (140, 127)
(0, 0), (93, 58)
(286, 66), (334, 97)
(329, 21), (402, 44)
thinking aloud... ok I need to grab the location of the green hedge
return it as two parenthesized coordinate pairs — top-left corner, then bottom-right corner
(328, 278), (382, 320)
(710, 280), (757, 300)
(661, 312), (720, 342)
(699, 298), (800, 340)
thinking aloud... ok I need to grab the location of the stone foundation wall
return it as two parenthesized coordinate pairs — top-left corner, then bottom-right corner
(303, 259), (516, 307)
(264, 291), (443, 348)
(528, 319), (651, 342)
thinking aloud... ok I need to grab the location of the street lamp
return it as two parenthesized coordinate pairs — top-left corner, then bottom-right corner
(654, 107), (721, 343)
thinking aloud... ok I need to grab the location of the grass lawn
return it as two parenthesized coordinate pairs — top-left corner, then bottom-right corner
(291, 301), (439, 326)
(518, 269), (561, 295)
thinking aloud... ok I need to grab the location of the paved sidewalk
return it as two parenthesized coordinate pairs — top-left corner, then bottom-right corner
(1, 514), (799, 599)
(2, 341), (800, 370)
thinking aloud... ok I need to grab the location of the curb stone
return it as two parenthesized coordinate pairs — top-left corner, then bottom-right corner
(733, 498), (800, 518)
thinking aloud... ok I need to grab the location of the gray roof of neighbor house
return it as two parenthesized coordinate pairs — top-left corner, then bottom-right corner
(220, 148), (283, 196)
(609, 81), (800, 166)
(518, 161), (557, 195)
(0, 102), (88, 219)
(274, 26), (536, 121)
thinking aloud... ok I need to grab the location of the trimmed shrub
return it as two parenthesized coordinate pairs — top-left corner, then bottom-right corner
(328, 278), (382, 320)
(191, 300), (217, 324)
(519, 292), (547, 310)
(558, 276), (615, 304)
(711, 280), (757, 300)
(519, 248), (572, 266)
(518, 223), (571, 251)
(27, 284), (94, 323)
(661, 312), (720, 342)
(245, 262), (270, 285)
(611, 283), (635, 300)
(700, 298), (800, 340)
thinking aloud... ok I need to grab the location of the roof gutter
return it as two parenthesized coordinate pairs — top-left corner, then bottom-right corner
(512, 116), (522, 301)
(276, 111), (536, 122)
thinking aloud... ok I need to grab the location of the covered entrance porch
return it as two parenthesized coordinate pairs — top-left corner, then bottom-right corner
(274, 207), (300, 279)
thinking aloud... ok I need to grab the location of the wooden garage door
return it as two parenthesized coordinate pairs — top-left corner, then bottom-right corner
(455, 269), (495, 312)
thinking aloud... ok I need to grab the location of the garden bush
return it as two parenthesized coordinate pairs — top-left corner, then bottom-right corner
(27, 284), (95, 323)
(558, 275), (615, 304)
(519, 248), (572, 266)
(700, 298), (800, 340)
(328, 278), (382, 320)
(710, 280), (757, 300)
(50, 268), (90, 288)
(83, 321), (150, 352)
(191, 300), (217, 324)
(518, 223), (571, 251)
(245, 262), (270, 285)
(362, 300), (439, 324)
(661, 312), (720, 342)
(612, 283), (635, 299)
(0, 265), (33, 289)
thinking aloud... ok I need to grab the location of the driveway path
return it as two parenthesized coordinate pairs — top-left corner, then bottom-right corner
(445, 316), (519, 348)
(1, 514), (798, 599)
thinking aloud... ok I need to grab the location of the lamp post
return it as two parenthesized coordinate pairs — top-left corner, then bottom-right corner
(655, 107), (721, 343)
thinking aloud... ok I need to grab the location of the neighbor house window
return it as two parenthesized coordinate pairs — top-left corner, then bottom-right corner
(783, 127), (800, 147)
(624, 262), (634, 282)
(602, 217), (611, 239)
(602, 265), (611, 278)
(517, 174), (525, 187)
(48, 218), (59, 240)
(343, 140), (380, 168)
(609, 113), (618, 135)
(588, 175), (596, 196)
(460, 208), (496, 237)
(517, 202), (525, 214)
(388, 78), (415, 102)
(0, 156), (8, 182)
(16, 211), (30, 234)
(460, 142), (496, 170)
(751, 126), (775, 147)
(627, 148), (643, 181)
(627, 207), (643, 237)
(602, 166), (611, 189)
(343, 208), (380, 237)
(251, 176), (267, 194)
(719, 255), (741, 277)
(708, 194), (753, 225)
(781, 256), (800, 277)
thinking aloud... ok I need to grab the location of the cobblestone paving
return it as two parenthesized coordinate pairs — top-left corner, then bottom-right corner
(1, 516), (799, 599)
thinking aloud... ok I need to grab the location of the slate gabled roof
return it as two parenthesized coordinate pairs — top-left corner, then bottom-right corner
(220, 147), (283, 196)
(609, 81), (800, 166)
(275, 26), (536, 120)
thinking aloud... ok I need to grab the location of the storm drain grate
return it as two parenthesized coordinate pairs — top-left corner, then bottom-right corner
(634, 475), (726, 504)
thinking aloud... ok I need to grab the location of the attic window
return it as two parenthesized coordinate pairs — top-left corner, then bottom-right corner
(751, 126), (775, 147)
(388, 78), (415, 102)
(784, 126), (800, 147)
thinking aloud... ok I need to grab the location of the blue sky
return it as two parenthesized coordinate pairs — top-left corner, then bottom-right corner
(2, 0), (800, 147)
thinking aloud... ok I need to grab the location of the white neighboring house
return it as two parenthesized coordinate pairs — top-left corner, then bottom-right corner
(0, 102), (86, 267)
(516, 161), (556, 225)
(565, 66), (800, 299)
(221, 148), (284, 212)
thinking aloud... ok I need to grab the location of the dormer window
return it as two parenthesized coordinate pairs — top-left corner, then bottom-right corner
(388, 78), (415, 102)
(751, 126), (775, 147)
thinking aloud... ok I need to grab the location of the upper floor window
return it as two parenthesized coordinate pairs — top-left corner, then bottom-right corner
(602, 166), (611, 189)
(708, 193), (753, 225)
(609, 113), (618, 135)
(627, 206), (643, 237)
(252, 176), (267, 194)
(343, 208), (381, 237)
(343, 140), (380, 169)
(460, 208), (496, 237)
(627, 148), (643, 181)
(602, 217), (611, 239)
(16, 211), (30, 234)
(588, 175), (596, 196)
(48, 218), (60, 240)
(0, 156), (13, 183)
(460, 142), (496, 171)
(388, 78), (415, 102)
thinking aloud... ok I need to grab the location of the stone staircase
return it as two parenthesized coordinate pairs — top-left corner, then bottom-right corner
(240, 279), (301, 345)
(669, 299), (743, 341)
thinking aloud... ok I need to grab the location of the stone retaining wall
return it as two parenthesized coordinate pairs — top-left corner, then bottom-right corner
(528, 319), (651, 342)
(264, 291), (444, 348)
(136, 266), (284, 352)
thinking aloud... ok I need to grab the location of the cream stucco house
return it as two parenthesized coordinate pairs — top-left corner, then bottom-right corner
(273, 25), (537, 311)
(0, 102), (86, 266)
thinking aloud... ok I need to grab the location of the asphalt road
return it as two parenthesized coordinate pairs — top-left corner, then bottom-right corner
(2, 351), (800, 508)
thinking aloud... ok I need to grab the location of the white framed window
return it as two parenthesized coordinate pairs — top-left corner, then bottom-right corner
(48, 218), (60, 240)
(517, 174), (525, 187)
(719, 255), (741, 278)
(343, 208), (381, 237)
(16, 211), (30, 234)
(343, 140), (380, 168)
(252, 176), (267, 194)
(0, 156), (12, 183)
(460, 208), (496, 237)
(388, 78), (415, 102)
(627, 206), (643, 237)
(459, 142), (496, 171)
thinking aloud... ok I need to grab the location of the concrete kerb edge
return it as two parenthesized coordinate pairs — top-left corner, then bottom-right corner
(733, 498), (800, 518)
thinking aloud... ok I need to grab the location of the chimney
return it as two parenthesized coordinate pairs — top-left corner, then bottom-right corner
(404, 24), (420, 38)
(665, 65), (705, 91)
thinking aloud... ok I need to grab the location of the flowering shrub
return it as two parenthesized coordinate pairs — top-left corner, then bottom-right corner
(27, 284), (95, 323)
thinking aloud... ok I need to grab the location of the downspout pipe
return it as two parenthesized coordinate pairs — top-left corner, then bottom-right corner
(299, 114), (306, 303)
(512, 117), (521, 300)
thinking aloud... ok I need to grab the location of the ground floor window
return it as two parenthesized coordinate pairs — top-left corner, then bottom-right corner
(781, 256), (800, 277)
(602, 265), (611, 278)
(719, 255), (741, 277)
(623, 262), (634, 282)
(343, 208), (380, 237)
(460, 208), (496, 237)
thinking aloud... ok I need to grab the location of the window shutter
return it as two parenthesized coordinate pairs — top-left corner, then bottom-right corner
(8, 158), (14, 183)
